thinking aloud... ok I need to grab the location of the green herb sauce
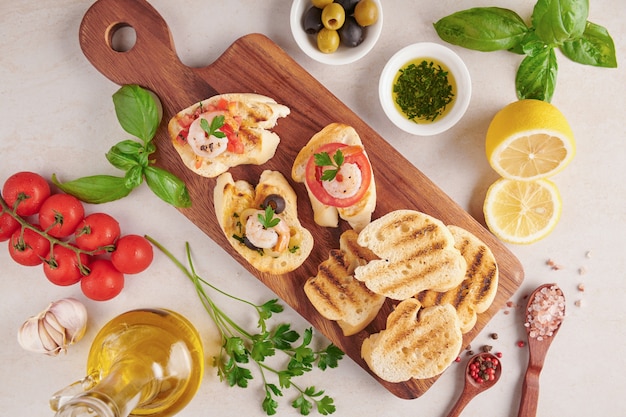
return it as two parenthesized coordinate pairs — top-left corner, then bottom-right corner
(392, 58), (456, 124)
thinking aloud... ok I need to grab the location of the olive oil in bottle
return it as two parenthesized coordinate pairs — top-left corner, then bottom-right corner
(50, 308), (204, 417)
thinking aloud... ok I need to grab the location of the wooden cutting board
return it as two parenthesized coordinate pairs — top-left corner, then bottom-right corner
(79, 0), (524, 399)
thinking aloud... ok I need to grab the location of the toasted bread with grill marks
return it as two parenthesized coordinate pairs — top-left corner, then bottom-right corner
(361, 299), (463, 382)
(416, 225), (499, 333)
(354, 210), (467, 300)
(304, 230), (385, 336)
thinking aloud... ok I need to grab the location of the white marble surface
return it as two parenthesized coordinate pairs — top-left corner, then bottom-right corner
(1, 1), (625, 416)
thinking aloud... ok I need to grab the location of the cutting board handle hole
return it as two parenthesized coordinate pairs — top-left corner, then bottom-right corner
(109, 23), (136, 53)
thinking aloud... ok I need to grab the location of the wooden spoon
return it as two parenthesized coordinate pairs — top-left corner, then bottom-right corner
(446, 352), (502, 417)
(517, 283), (566, 417)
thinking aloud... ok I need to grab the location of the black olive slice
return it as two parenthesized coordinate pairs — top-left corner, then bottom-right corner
(261, 194), (286, 214)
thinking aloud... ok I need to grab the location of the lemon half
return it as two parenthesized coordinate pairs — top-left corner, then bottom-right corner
(486, 100), (575, 181)
(483, 178), (562, 245)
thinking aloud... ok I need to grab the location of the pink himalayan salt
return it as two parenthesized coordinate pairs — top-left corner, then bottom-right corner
(524, 285), (565, 341)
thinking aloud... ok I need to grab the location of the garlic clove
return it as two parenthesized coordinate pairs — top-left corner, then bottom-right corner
(48, 298), (88, 344)
(17, 298), (89, 355)
(17, 317), (48, 354)
(38, 318), (60, 353)
(43, 313), (67, 348)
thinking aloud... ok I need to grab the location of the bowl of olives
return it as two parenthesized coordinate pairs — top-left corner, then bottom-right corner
(290, 0), (382, 65)
(378, 42), (472, 136)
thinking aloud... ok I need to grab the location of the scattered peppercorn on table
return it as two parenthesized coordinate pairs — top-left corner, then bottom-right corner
(1, 1), (625, 416)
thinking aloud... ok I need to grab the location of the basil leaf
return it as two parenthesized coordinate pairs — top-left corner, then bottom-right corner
(124, 165), (144, 189)
(516, 47), (558, 102)
(112, 84), (160, 143)
(560, 21), (617, 68)
(144, 166), (191, 208)
(106, 140), (142, 170)
(434, 7), (529, 52)
(51, 174), (132, 204)
(532, 0), (589, 45)
(520, 31), (547, 57)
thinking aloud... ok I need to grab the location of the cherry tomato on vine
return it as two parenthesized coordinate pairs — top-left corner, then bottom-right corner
(2, 171), (51, 216)
(38, 193), (85, 238)
(8, 225), (50, 266)
(81, 259), (124, 301)
(74, 213), (121, 253)
(111, 234), (154, 274)
(0, 211), (20, 241)
(43, 245), (89, 286)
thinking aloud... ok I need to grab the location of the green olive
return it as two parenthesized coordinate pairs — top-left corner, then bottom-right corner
(317, 28), (340, 53)
(321, 3), (346, 31)
(311, 0), (333, 8)
(354, 0), (378, 27)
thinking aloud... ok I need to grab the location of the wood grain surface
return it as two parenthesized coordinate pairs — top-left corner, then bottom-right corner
(79, 0), (524, 399)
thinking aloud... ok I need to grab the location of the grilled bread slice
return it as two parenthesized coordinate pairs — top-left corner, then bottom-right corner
(291, 123), (376, 232)
(169, 93), (290, 178)
(354, 210), (467, 300)
(213, 170), (313, 274)
(416, 225), (499, 334)
(361, 299), (463, 382)
(304, 230), (385, 336)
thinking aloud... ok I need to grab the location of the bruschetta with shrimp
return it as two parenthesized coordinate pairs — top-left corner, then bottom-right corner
(213, 170), (314, 274)
(291, 123), (376, 232)
(168, 93), (290, 178)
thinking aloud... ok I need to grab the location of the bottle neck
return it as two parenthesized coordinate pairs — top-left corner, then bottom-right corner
(54, 391), (123, 417)
(52, 360), (154, 417)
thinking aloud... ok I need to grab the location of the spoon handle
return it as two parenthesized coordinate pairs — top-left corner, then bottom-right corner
(517, 366), (540, 417)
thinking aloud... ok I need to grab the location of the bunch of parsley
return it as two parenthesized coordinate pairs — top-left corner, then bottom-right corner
(147, 237), (344, 415)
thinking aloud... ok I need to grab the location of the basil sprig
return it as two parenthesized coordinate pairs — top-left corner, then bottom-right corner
(434, 0), (617, 102)
(53, 85), (191, 208)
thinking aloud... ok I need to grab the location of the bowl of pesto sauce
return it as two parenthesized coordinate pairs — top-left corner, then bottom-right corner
(379, 42), (471, 136)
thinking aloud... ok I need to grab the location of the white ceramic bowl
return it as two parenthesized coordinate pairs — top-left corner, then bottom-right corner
(379, 42), (472, 136)
(290, 0), (383, 65)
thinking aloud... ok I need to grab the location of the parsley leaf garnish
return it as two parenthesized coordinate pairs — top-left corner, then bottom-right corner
(146, 236), (344, 415)
(200, 115), (226, 138)
(258, 205), (281, 229)
(314, 149), (344, 182)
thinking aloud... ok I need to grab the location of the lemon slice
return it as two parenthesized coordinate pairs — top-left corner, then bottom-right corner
(486, 100), (575, 181)
(483, 178), (562, 245)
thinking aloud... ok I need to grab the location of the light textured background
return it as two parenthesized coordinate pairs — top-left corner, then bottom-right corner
(1, 1), (624, 416)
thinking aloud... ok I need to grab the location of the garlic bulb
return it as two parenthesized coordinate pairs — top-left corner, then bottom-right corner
(17, 298), (88, 356)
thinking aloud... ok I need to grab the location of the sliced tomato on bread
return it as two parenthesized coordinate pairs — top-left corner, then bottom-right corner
(292, 123), (376, 232)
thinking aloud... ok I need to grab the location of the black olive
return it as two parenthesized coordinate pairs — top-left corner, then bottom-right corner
(303, 6), (323, 35)
(335, 0), (359, 14)
(339, 16), (364, 47)
(242, 236), (260, 251)
(261, 194), (286, 214)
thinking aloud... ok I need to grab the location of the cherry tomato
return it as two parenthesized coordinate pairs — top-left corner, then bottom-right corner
(43, 245), (89, 286)
(0, 211), (20, 241)
(81, 259), (124, 301)
(2, 171), (51, 216)
(111, 234), (154, 274)
(38, 193), (85, 238)
(304, 143), (372, 208)
(8, 225), (50, 266)
(74, 213), (121, 253)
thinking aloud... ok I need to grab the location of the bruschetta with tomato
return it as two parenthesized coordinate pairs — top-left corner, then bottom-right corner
(168, 93), (290, 178)
(292, 123), (376, 232)
(214, 170), (314, 274)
